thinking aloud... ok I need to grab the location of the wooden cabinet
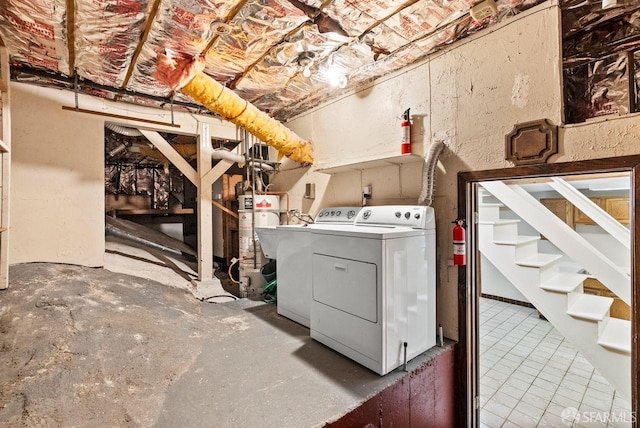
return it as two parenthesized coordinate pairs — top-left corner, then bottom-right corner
(560, 196), (630, 226)
(540, 196), (630, 226)
(604, 197), (630, 225)
(583, 277), (630, 320)
(573, 198), (604, 225)
(540, 198), (574, 227)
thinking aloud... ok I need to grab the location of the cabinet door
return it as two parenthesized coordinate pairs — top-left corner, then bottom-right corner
(605, 197), (630, 225)
(541, 198), (574, 228)
(573, 198), (604, 225)
(573, 197), (629, 225)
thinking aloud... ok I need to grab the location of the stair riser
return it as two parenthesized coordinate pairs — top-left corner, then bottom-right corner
(514, 240), (538, 260)
(479, 206), (501, 222)
(492, 223), (518, 242)
(538, 261), (560, 283)
(598, 316), (610, 337)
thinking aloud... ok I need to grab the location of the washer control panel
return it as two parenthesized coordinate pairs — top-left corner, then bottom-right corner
(355, 205), (435, 229)
(316, 207), (362, 223)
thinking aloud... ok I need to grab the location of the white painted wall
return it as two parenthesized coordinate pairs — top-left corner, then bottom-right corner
(10, 83), (235, 266)
(274, 3), (640, 340)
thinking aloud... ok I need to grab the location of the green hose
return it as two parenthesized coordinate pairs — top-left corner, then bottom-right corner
(263, 279), (277, 303)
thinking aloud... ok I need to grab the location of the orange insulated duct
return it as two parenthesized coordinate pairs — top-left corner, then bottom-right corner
(156, 53), (314, 165)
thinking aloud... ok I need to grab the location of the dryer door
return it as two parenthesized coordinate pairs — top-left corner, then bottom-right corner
(312, 254), (377, 323)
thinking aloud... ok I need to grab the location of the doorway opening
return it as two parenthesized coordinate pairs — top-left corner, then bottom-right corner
(457, 156), (640, 427)
(478, 173), (631, 426)
(102, 124), (244, 289)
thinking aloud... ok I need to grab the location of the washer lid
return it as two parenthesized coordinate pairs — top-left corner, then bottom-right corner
(310, 224), (432, 239)
(276, 224), (311, 233)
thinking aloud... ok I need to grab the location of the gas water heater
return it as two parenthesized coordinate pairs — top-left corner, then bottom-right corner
(237, 194), (280, 298)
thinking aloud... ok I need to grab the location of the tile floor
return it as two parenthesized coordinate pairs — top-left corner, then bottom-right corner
(479, 297), (632, 428)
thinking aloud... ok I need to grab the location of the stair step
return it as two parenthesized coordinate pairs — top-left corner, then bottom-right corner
(479, 203), (504, 207)
(540, 272), (588, 293)
(598, 318), (631, 354)
(478, 219), (519, 225)
(515, 253), (562, 268)
(493, 235), (540, 246)
(567, 294), (613, 321)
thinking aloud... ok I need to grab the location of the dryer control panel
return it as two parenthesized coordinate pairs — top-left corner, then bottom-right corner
(355, 205), (435, 229)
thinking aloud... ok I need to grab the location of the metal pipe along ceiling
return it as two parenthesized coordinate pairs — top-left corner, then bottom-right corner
(155, 53), (314, 165)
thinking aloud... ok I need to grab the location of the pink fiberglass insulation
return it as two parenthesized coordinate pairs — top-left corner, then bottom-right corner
(127, 0), (239, 96)
(75, 0), (152, 87)
(0, 0), (68, 73)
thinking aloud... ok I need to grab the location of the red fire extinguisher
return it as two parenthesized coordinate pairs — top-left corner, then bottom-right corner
(401, 108), (411, 154)
(452, 219), (466, 266)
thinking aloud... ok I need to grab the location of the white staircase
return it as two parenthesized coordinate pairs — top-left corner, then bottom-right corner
(478, 190), (631, 401)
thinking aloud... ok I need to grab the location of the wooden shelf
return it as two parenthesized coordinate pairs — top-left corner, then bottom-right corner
(112, 208), (194, 216)
(314, 153), (423, 174)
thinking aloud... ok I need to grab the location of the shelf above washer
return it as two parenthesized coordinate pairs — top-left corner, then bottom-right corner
(314, 153), (423, 174)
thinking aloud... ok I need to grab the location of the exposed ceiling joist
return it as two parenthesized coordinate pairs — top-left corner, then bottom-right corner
(66, 0), (75, 76)
(121, 0), (163, 89)
(0, 0), (553, 120)
(201, 0), (250, 57)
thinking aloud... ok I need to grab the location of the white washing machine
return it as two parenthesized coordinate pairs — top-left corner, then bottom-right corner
(255, 207), (361, 328)
(310, 205), (436, 375)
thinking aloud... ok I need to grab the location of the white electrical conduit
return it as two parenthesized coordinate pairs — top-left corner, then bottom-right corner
(250, 161), (274, 171)
(418, 140), (445, 207)
(211, 148), (245, 165)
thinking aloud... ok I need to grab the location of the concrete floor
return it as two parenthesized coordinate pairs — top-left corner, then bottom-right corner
(0, 262), (447, 427)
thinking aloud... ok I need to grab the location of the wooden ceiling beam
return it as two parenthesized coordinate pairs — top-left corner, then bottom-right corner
(121, 0), (163, 89)
(201, 0), (250, 57)
(228, 0), (340, 92)
(228, 21), (309, 91)
(358, 0), (419, 40)
(66, 0), (75, 76)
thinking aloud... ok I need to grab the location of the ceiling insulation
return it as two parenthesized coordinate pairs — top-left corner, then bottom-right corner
(561, 0), (640, 123)
(1, 0), (544, 120)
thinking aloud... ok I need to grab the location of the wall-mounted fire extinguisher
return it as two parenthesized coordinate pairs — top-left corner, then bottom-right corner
(452, 219), (466, 266)
(401, 108), (411, 154)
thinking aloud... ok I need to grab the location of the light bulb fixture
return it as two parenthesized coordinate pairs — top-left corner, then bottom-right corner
(327, 71), (348, 89)
(296, 51), (316, 78)
(210, 21), (231, 36)
(336, 74), (348, 89)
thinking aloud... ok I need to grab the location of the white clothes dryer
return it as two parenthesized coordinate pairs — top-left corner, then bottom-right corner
(310, 205), (436, 375)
